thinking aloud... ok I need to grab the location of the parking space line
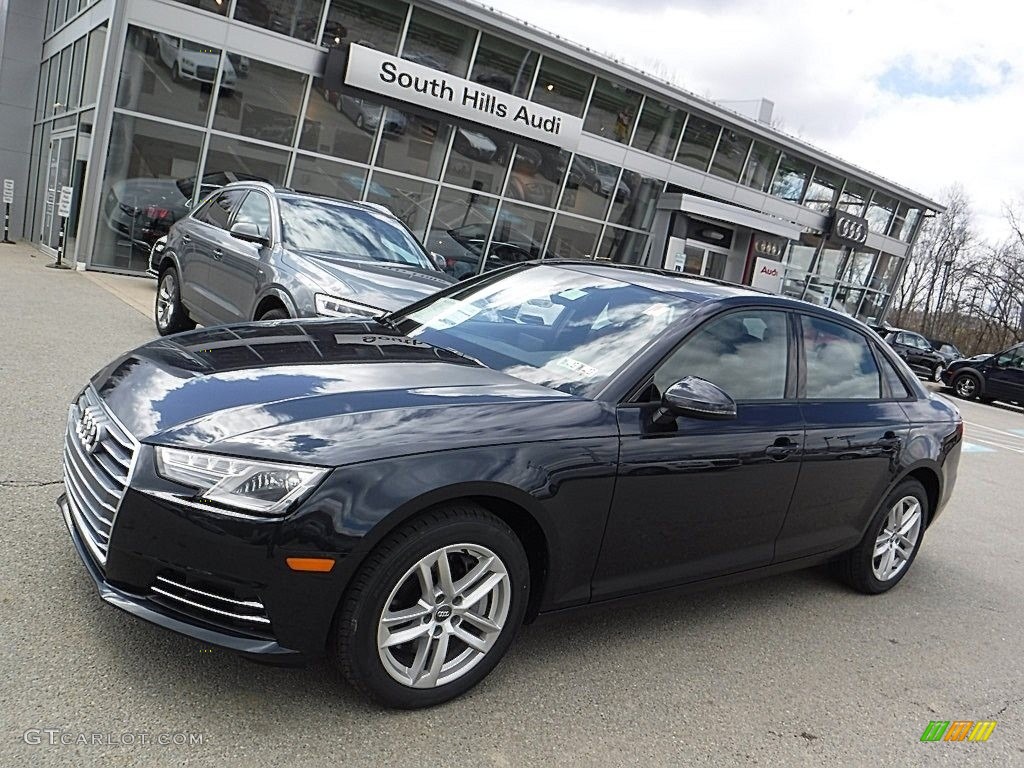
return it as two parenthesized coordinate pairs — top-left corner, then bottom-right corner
(965, 421), (1024, 441)
(961, 442), (996, 453)
(963, 436), (1024, 454)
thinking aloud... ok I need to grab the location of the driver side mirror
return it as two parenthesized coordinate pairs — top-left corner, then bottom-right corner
(230, 221), (269, 248)
(654, 376), (737, 424)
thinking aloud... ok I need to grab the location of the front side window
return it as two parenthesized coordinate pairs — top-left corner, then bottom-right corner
(233, 192), (272, 237)
(802, 316), (881, 399)
(653, 310), (790, 401)
(196, 189), (245, 229)
(995, 345), (1024, 369)
(278, 197), (431, 268)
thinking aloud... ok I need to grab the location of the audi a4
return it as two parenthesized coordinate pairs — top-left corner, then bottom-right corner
(59, 262), (962, 708)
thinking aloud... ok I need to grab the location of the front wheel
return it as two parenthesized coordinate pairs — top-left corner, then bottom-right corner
(832, 479), (928, 594)
(332, 503), (529, 708)
(155, 266), (196, 336)
(931, 363), (945, 383)
(257, 307), (289, 321)
(953, 373), (980, 399)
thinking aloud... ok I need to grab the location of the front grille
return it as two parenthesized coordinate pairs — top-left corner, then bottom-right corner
(62, 387), (137, 568)
(195, 65), (216, 82)
(150, 574), (271, 632)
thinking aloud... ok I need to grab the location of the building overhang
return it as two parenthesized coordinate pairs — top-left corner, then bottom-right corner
(658, 194), (805, 241)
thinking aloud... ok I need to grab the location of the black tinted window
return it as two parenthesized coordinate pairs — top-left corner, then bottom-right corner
(802, 316), (881, 399)
(233, 192), (272, 237)
(654, 310), (789, 400)
(877, 351), (912, 398)
(196, 189), (244, 229)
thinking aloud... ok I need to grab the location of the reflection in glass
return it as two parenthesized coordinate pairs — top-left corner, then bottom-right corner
(68, 38), (85, 110)
(631, 99), (685, 159)
(843, 248), (876, 286)
(167, 0), (228, 15)
(531, 57), (593, 118)
(837, 180), (869, 216)
(35, 61), (49, 121)
(204, 134), (289, 185)
(300, 84), (385, 164)
(93, 114), (205, 271)
(81, 24), (108, 107)
(424, 187), (498, 278)
(322, 0), (406, 51)
(676, 116), (721, 172)
(55, 48), (71, 114)
(597, 226), (647, 264)
(364, 171), (436, 238)
(865, 192), (896, 234)
(117, 27), (219, 126)
(584, 78), (641, 144)
(709, 129), (751, 182)
(560, 155), (617, 219)
(803, 168), (844, 213)
(290, 154), (367, 202)
(233, 0), (325, 43)
(444, 126), (511, 195)
(612, 172), (658, 231)
(504, 145), (567, 208)
(213, 57), (307, 146)
(858, 291), (887, 323)
(770, 153), (813, 202)
(889, 203), (920, 242)
(740, 141), (780, 192)
(868, 253), (903, 293)
(374, 114), (452, 179)
(489, 201), (553, 268)
(470, 34), (537, 98)
(45, 57), (58, 118)
(547, 215), (602, 260)
(402, 7), (475, 76)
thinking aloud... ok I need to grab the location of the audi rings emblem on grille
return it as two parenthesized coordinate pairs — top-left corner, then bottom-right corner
(76, 405), (107, 454)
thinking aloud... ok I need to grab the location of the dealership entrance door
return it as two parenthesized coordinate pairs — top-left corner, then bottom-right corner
(40, 130), (75, 256)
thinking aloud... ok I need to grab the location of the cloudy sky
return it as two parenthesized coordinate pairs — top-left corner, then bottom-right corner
(481, 0), (1022, 240)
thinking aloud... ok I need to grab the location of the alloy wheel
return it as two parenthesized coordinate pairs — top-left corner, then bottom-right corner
(157, 272), (176, 329)
(955, 376), (977, 397)
(932, 364), (944, 382)
(377, 543), (511, 689)
(872, 496), (922, 582)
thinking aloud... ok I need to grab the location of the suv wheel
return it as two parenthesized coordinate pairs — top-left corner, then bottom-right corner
(332, 503), (529, 708)
(931, 363), (944, 383)
(832, 479), (928, 594)
(155, 266), (196, 336)
(257, 307), (289, 321)
(953, 373), (980, 399)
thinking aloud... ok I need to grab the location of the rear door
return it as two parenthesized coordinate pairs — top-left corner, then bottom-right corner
(188, 188), (246, 322)
(208, 190), (273, 322)
(774, 313), (911, 561)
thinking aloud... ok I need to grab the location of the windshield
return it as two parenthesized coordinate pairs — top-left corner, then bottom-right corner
(279, 197), (432, 269)
(396, 264), (694, 395)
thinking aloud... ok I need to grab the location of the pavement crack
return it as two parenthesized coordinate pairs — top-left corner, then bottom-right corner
(995, 693), (1023, 718)
(0, 479), (63, 489)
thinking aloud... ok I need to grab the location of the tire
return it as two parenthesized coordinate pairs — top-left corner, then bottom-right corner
(931, 363), (944, 383)
(831, 479), (928, 594)
(356, 113), (365, 130)
(592, 180), (603, 195)
(332, 503), (530, 708)
(155, 265), (196, 336)
(257, 307), (289, 321)
(952, 372), (980, 399)
(172, 63), (181, 83)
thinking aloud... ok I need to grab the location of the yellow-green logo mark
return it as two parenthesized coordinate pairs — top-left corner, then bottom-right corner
(920, 720), (997, 742)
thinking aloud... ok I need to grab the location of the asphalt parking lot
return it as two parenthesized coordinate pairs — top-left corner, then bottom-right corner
(2, 248), (1022, 767)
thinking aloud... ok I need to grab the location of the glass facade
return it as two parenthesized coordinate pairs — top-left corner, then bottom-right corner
(26, 0), (932, 326)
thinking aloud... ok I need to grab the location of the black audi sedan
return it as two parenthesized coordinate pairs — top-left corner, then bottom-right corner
(58, 261), (962, 708)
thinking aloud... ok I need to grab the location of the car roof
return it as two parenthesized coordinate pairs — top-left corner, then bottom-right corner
(218, 180), (399, 219)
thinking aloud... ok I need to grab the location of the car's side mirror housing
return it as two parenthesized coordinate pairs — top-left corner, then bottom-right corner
(654, 376), (738, 423)
(230, 222), (269, 247)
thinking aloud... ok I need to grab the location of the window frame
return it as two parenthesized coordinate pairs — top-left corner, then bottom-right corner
(193, 188), (246, 230)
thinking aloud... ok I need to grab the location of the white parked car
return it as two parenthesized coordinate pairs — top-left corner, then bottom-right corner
(156, 34), (236, 93)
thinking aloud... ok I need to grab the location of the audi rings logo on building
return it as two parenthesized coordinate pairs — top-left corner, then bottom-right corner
(76, 406), (107, 454)
(832, 212), (869, 245)
(754, 239), (782, 258)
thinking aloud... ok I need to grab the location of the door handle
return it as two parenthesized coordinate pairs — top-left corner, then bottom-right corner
(212, 248), (223, 260)
(877, 432), (902, 451)
(765, 437), (799, 460)
(181, 234), (191, 243)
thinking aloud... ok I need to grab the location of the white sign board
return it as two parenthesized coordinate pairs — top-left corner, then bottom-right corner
(664, 236), (687, 271)
(344, 44), (583, 151)
(2, 179), (13, 204)
(750, 256), (783, 294)
(58, 185), (73, 218)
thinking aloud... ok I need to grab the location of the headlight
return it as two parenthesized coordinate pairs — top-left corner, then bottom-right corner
(155, 446), (328, 515)
(314, 293), (384, 318)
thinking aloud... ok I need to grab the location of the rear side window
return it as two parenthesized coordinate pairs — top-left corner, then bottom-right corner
(877, 351), (912, 398)
(801, 316), (881, 399)
(194, 189), (245, 230)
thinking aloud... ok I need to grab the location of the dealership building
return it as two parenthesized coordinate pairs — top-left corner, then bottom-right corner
(0, 0), (943, 321)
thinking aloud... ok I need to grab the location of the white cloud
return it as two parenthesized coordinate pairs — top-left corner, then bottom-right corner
(478, 0), (1024, 239)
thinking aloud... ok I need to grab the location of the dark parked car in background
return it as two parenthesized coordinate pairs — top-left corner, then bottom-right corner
(873, 326), (947, 382)
(153, 182), (453, 334)
(941, 342), (1024, 405)
(61, 262), (961, 708)
(927, 338), (963, 366)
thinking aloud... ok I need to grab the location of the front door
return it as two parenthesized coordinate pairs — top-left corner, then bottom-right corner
(209, 190), (272, 321)
(592, 308), (804, 600)
(986, 345), (1024, 402)
(40, 131), (75, 255)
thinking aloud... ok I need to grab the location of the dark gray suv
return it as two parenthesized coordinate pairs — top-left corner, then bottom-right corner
(153, 182), (454, 335)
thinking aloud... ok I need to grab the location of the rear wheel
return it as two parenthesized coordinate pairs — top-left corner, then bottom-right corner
(332, 503), (529, 708)
(953, 372), (980, 399)
(832, 479), (928, 594)
(931, 363), (944, 383)
(155, 266), (196, 336)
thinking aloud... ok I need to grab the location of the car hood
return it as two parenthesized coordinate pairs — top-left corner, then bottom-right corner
(111, 179), (189, 211)
(286, 251), (455, 311)
(91, 319), (614, 467)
